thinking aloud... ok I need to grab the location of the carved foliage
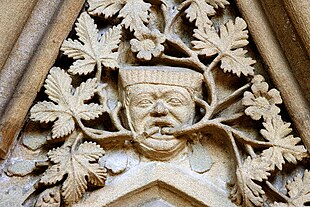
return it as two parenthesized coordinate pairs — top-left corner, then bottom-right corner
(192, 17), (255, 76)
(30, 67), (106, 139)
(61, 12), (121, 75)
(88, 0), (151, 34)
(40, 137), (106, 204)
(21, 0), (310, 206)
(180, 0), (229, 29)
(271, 170), (310, 207)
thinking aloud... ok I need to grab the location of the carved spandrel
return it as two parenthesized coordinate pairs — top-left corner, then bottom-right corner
(0, 0), (309, 207)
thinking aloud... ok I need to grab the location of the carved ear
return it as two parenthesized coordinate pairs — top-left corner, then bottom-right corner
(188, 139), (213, 173)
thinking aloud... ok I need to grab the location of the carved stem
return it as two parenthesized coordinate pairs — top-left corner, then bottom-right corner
(213, 112), (245, 124)
(95, 61), (102, 81)
(227, 130), (242, 166)
(265, 181), (291, 203)
(159, 54), (204, 72)
(245, 144), (256, 158)
(109, 102), (126, 131)
(203, 71), (217, 114)
(76, 118), (132, 144)
(206, 54), (223, 73)
(210, 83), (251, 118)
(220, 123), (274, 148)
(71, 132), (83, 153)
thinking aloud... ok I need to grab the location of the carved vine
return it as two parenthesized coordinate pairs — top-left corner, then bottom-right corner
(7, 0), (309, 206)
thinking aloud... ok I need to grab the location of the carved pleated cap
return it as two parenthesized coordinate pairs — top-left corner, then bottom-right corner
(119, 66), (204, 93)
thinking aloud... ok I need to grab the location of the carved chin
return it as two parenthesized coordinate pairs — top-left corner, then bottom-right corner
(136, 135), (186, 161)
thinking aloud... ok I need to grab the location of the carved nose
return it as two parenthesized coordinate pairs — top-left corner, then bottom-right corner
(150, 102), (168, 117)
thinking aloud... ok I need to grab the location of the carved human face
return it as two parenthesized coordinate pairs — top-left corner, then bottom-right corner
(126, 84), (196, 160)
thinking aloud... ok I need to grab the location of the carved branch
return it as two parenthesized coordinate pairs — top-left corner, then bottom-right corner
(76, 118), (133, 144)
(213, 112), (245, 124)
(265, 181), (291, 203)
(96, 61), (102, 81)
(109, 102), (127, 131)
(210, 83), (251, 118)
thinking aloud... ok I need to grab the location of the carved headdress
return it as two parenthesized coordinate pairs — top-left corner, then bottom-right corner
(118, 66), (204, 97)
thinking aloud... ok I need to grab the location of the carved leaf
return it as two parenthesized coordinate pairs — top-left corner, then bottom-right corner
(243, 75), (283, 120)
(100, 25), (123, 52)
(192, 17), (255, 76)
(231, 157), (270, 207)
(40, 147), (70, 185)
(30, 67), (105, 139)
(221, 48), (256, 77)
(260, 115), (307, 171)
(205, 0), (230, 9)
(182, 0), (216, 29)
(88, 0), (126, 17)
(35, 187), (61, 207)
(88, 0), (151, 35)
(271, 170), (310, 207)
(74, 78), (98, 102)
(286, 170), (310, 206)
(119, 0), (151, 34)
(40, 142), (106, 204)
(44, 67), (72, 105)
(61, 12), (121, 75)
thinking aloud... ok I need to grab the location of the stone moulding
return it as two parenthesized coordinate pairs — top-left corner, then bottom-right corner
(0, 0), (85, 158)
(234, 0), (310, 153)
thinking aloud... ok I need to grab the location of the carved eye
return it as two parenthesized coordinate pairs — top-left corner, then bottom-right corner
(137, 99), (153, 107)
(167, 98), (182, 105)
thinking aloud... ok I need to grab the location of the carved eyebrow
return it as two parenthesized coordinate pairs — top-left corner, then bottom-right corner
(161, 90), (188, 99)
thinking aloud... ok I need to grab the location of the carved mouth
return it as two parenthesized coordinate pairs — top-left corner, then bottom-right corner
(144, 120), (176, 139)
(146, 120), (175, 130)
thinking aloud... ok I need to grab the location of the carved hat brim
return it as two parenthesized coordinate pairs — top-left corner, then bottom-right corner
(119, 66), (204, 94)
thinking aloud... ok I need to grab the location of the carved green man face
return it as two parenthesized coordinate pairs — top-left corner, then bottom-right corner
(119, 67), (203, 160)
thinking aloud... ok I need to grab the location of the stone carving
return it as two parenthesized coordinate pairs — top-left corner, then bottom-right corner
(119, 66), (203, 161)
(1, 0), (309, 206)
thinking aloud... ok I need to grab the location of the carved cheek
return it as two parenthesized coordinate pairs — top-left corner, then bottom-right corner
(168, 105), (193, 124)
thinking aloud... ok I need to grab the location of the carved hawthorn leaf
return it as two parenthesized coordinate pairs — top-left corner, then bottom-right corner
(44, 67), (72, 105)
(182, 0), (216, 29)
(286, 170), (310, 206)
(88, 0), (150, 35)
(231, 157), (270, 207)
(181, 0), (229, 28)
(29, 101), (65, 123)
(206, 0), (230, 8)
(221, 48), (256, 77)
(61, 12), (121, 75)
(35, 186), (61, 207)
(260, 115), (307, 171)
(52, 115), (75, 139)
(40, 142), (106, 204)
(243, 75), (283, 120)
(61, 142), (106, 204)
(100, 25), (123, 52)
(40, 146), (71, 185)
(74, 78), (98, 102)
(271, 170), (310, 207)
(88, 0), (126, 17)
(192, 17), (255, 76)
(119, 0), (151, 34)
(30, 67), (105, 139)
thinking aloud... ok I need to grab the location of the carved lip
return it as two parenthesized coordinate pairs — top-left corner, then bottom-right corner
(145, 127), (175, 140)
(144, 119), (176, 139)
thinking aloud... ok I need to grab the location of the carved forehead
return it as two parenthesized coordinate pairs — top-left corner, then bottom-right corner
(126, 83), (192, 99)
(118, 66), (204, 93)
